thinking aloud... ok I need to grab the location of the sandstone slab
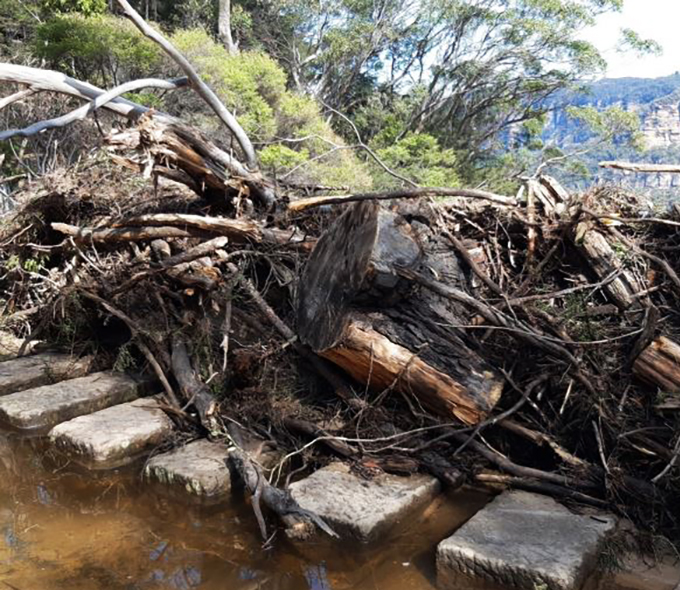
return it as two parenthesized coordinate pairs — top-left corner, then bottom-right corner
(436, 490), (616, 590)
(0, 331), (39, 361)
(289, 462), (440, 542)
(50, 398), (174, 469)
(0, 371), (149, 432)
(145, 436), (279, 504)
(145, 439), (231, 503)
(0, 353), (91, 396)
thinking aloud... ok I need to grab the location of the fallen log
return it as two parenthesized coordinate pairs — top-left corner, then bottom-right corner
(600, 161), (680, 173)
(573, 220), (644, 309)
(633, 336), (680, 393)
(105, 116), (276, 208)
(52, 218), (313, 251)
(288, 186), (517, 212)
(297, 201), (504, 425)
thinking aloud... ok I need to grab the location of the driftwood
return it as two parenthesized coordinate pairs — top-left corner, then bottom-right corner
(634, 336), (680, 393)
(297, 200), (504, 425)
(227, 443), (338, 542)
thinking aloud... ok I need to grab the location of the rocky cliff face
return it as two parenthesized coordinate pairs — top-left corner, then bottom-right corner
(641, 91), (680, 149)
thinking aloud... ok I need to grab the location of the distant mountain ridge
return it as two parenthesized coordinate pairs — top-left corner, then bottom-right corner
(547, 73), (680, 148)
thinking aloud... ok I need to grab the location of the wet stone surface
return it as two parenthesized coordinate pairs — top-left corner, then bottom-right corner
(145, 439), (232, 503)
(49, 397), (174, 469)
(436, 490), (616, 590)
(145, 436), (280, 504)
(289, 462), (441, 542)
(0, 353), (91, 396)
(0, 371), (148, 432)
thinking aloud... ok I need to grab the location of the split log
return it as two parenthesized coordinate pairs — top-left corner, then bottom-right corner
(573, 220), (644, 309)
(297, 201), (504, 425)
(633, 336), (680, 393)
(105, 116), (276, 208)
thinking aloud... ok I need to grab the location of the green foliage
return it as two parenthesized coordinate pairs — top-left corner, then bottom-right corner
(168, 28), (372, 189)
(171, 29), (287, 139)
(34, 14), (162, 84)
(566, 105), (644, 149)
(259, 145), (309, 169)
(41, 0), (107, 15)
(374, 134), (459, 188)
(618, 28), (663, 57)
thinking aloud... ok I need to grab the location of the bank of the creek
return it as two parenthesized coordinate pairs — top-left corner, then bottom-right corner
(0, 433), (677, 590)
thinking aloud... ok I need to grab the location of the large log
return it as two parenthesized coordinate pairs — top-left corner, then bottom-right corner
(634, 336), (680, 392)
(296, 201), (503, 425)
(573, 220), (644, 309)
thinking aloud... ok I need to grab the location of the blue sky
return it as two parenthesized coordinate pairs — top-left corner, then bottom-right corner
(586, 0), (680, 79)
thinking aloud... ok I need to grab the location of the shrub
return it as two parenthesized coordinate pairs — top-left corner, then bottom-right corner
(34, 14), (162, 85)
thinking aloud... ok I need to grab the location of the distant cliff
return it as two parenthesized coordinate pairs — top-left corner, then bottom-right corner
(546, 74), (680, 194)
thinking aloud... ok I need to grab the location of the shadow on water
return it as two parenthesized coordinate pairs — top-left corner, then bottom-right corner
(0, 434), (494, 590)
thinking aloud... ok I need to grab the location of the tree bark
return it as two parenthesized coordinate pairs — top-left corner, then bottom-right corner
(573, 220), (644, 309)
(633, 336), (680, 393)
(218, 0), (238, 55)
(297, 201), (503, 425)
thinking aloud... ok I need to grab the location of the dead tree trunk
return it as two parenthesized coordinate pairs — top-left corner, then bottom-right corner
(633, 336), (680, 392)
(296, 201), (503, 425)
(218, 0), (238, 55)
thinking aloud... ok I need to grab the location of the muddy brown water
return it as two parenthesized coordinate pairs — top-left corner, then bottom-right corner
(0, 433), (658, 590)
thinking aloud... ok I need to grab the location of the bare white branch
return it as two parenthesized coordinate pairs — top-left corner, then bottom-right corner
(115, 0), (258, 168)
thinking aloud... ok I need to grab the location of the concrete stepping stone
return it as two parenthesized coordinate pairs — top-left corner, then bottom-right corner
(0, 353), (91, 396)
(145, 437), (280, 504)
(0, 371), (150, 433)
(289, 462), (440, 542)
(436, 490), (616, 590)
(50, 398), (174, 469)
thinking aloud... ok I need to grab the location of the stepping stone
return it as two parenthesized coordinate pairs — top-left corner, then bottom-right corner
(436, 490), (616, 590)
(145, 440), (232, 503)
(0, 331), (39, 361)
(0, 371), (150, 432)
(145, 437), (280, 504)
(0, 353), (91, 396)
(289, 462), (440, 542)
(50, 398), (174, 469)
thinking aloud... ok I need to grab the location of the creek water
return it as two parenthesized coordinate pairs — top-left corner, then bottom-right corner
(0, 434), (494, 590)
(0, 433), (661, 590)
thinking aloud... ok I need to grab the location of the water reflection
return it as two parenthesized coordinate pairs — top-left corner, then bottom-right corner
(0, 434), (489, 589)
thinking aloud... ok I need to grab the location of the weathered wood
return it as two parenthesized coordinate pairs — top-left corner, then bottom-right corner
(573, 220), (644, 309)
(288, 186), (517, 212)
(105, 116), (276, 207)
(171, 338), (218, 429)
(600, 161), (680, 173)
(634, 336), (680, 393)
(297, 201), (503, 425)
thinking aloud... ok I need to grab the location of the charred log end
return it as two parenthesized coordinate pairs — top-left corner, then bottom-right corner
(320, 322), (503, 425)
(297, 200), (381, 351)
(633, 336), (680, 392)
